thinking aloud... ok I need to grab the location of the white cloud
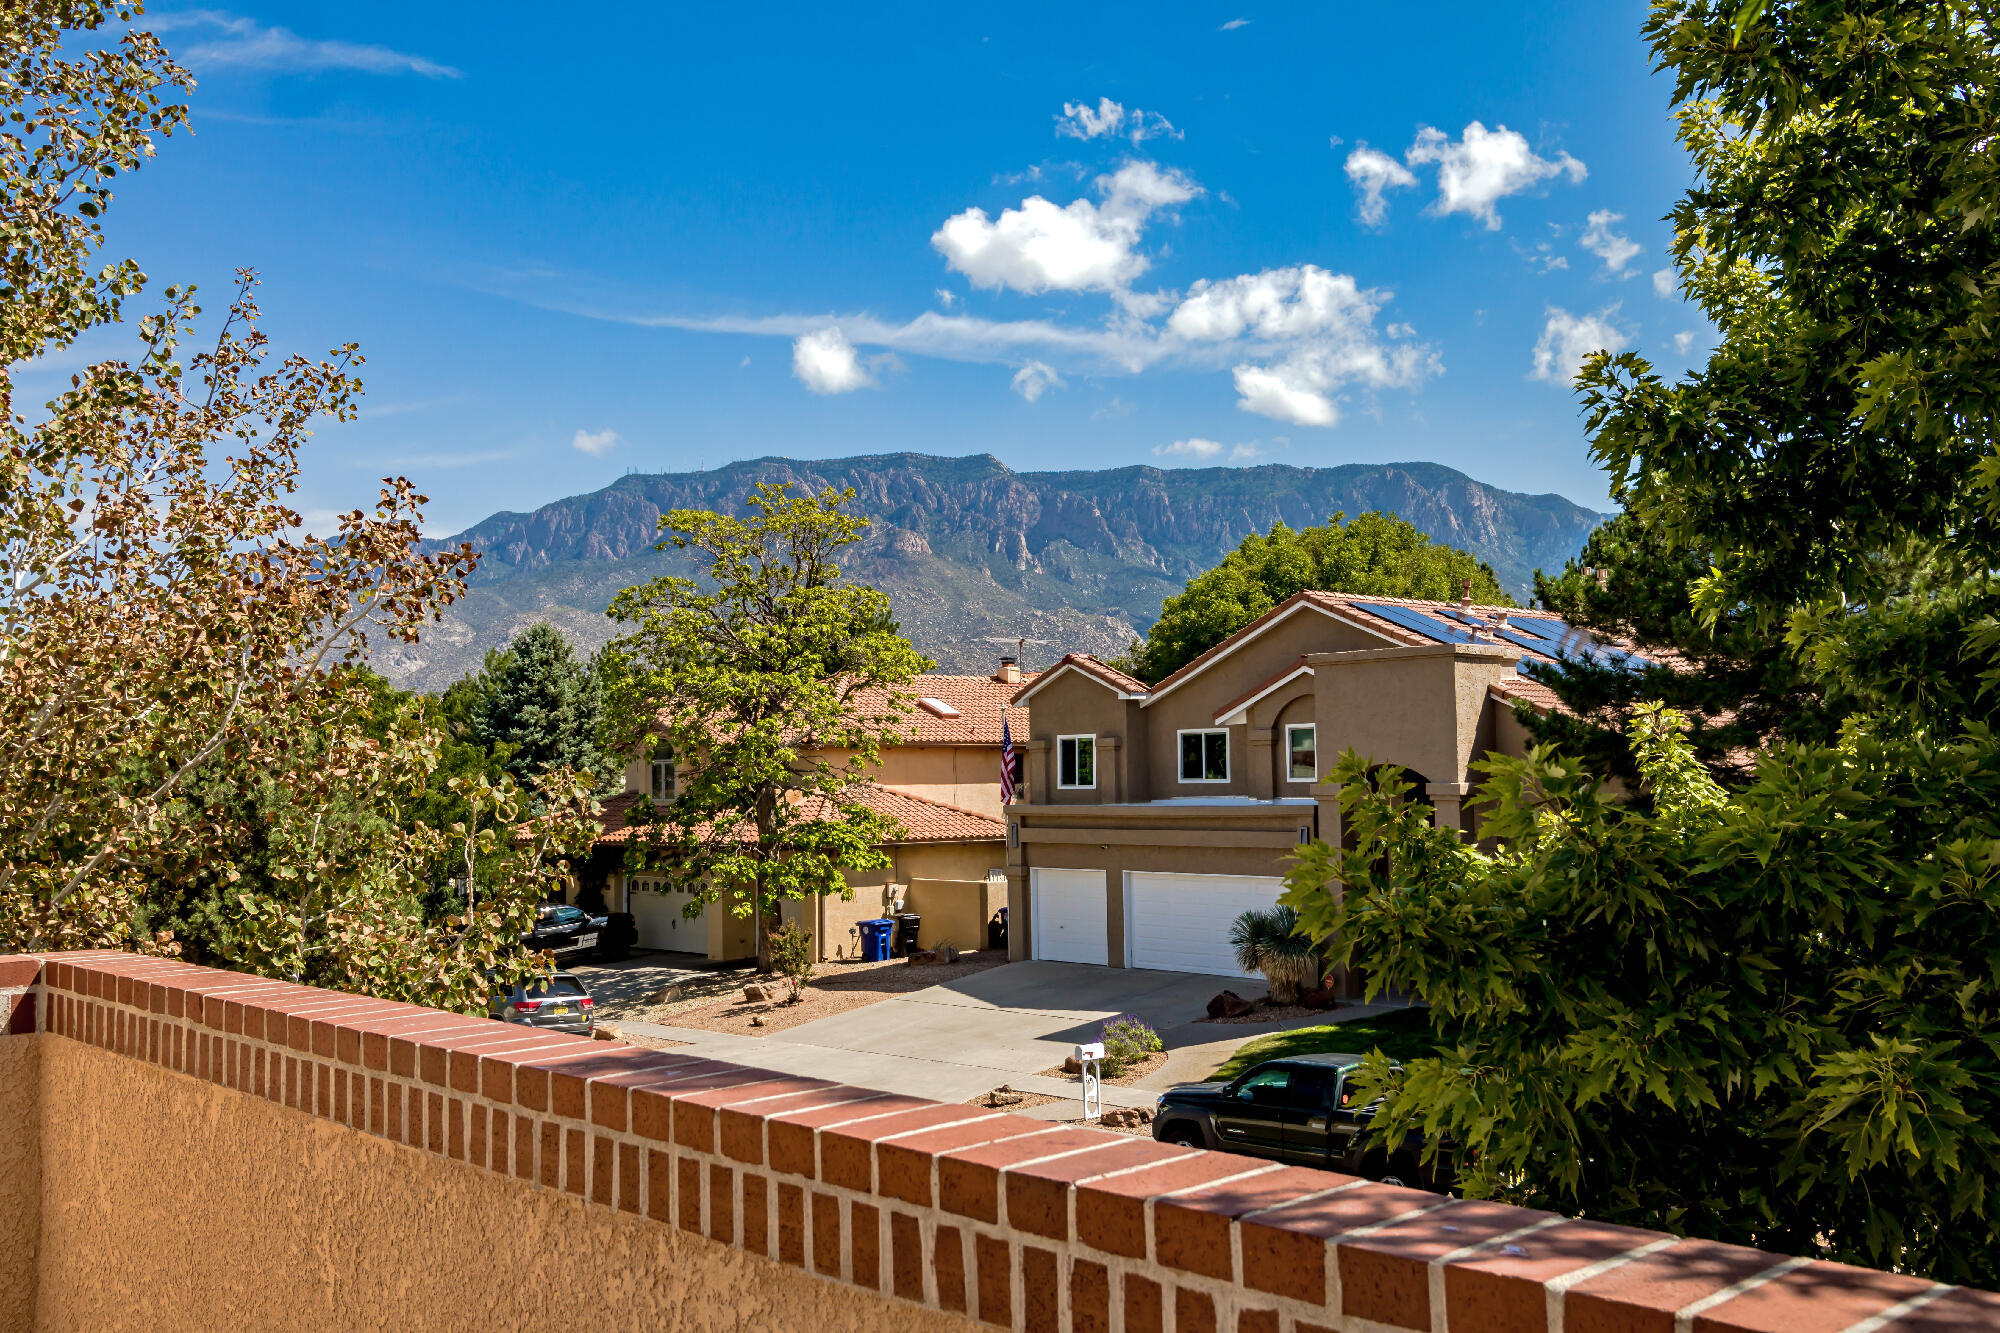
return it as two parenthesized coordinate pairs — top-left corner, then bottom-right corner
(1404, 122), (1585, 229)
(931, 160), (1200, 295)
(153, 12), (462, 77)
(1167, 264), (1440, 426)
(569, 429), (619, 457)
(1011, 361), (1065, 401)
(1055, 97), (1180, 144)
(1529, 306), (1629, 385)
(1155, 438), (1225, 459)
(792, 328), (875, 394)
(1674, 330), (1695, 354)
(1219, 17), (1251, 29)
(1580, 210), (1641, 274)
(1652, 268), (1677, 298)
(1344, 144), (1417, 227)
(935, 288), (956, 308)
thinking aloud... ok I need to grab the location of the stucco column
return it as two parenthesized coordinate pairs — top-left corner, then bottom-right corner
(1098, 735), (1122, 803)
(1005, 866), (1028, 962)
(1248, 728), (1275, 799)
(1429, 780), (1473, 840)
(1024, 739), (1049, 804)
(1310, 777), (1358, 1001)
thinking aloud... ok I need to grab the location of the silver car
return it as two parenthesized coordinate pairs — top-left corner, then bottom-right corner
(489, 972), (595, 1036)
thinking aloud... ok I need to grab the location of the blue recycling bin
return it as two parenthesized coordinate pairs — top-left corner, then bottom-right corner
(857, 918), (896, 963)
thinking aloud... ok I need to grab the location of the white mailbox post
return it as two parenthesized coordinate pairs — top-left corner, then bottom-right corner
(1074, 1041), (1105, 1121)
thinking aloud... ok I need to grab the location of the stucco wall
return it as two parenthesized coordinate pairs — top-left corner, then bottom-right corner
(0, 1038), (38, 1333)
(25, 1035), (977, 1333)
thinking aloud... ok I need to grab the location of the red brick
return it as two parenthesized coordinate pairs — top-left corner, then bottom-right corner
(822, 1106), (995, 1192)
(778, 1182), (806, 1267)
(1123, 1273), (1164, 1333)
(618, 1141), (640, 1213)
(678, 1156), (701, 1231)
(850, 1201), (880, 1291)
(742, 1172), (770, 1256)
(1694, 1259), (1936, 1333)
(1566, 1238), (1798, 1333)
(1006, 1138), (1192, 1241)
(703, 1162), (732, 1243)
(1072, 1258), (1111, 1333)
(938, 1126), (1100, 1223)
(1237, 1310), (1280, 1333)
(591, 1081), (628, 1131)
(1176, 1287), (1217, 1333)
(0, 958), (42, 987)
(1443, 1217), (1670, 1333)
(1897, 1286), (2000, 1331)
(1081, 1153), (1280, 1265)
(591, 1134), (614, 1205)
(1023, 1245), (1059, 1333)
(706, 1078), (846, 1163)
(811, 1192), (842, 1277)
(890, 1211), (924, 1301)
(671, 1071), (821, 1154)
(975, 1232), (1012, 1328)
(766, 1091), (909, 1179)
(1238, 1180), (1435, 1305)
(539, 1121), (560, 1188)
(936, 1225), (968, 1313)
(646, 1148), (672, 1219)
(1339, 1199), (1555, 1332)
(6, 991), (35, 1036)
(879, 1114), (1052, 1207)
(469, 1104), (487, 1166)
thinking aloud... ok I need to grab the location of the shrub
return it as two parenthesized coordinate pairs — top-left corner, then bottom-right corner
(1100, 1014), (1163, 1077)
(767, 922), (816, 1003)
(1228, 904), (1321, 1004)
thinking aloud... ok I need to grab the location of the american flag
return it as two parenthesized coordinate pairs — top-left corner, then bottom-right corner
(999, 705), (1016, 805)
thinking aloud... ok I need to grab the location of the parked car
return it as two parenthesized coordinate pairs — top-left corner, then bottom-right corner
(1151, 1052), (1453, 1190)
(523, 904), (607, 960)
(489, 972), (595, 1035)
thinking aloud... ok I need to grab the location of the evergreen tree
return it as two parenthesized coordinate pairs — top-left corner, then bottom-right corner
(1124, 511), (1511, 683)
(472, 624), (615, 788)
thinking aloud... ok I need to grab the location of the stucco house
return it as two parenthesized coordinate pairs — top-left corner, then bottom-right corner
(574, 659), (1034, 962)
(1001, 590), (1623, 985)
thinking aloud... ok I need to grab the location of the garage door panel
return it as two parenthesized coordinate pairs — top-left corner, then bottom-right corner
(1030, 868), (1109, 966)
(1128, 872), (1285, 978)
(630, 880), (708, 954)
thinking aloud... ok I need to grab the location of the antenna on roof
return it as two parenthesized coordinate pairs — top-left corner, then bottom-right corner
(982, 635), (1053, 670)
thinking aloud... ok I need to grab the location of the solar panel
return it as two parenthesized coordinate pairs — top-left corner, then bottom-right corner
(1407, 606), (1649, 672)
(1358, 602), (1482, 646)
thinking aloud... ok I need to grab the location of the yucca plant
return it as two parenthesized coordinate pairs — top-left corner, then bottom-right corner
(1228, 904), (1321, 1005)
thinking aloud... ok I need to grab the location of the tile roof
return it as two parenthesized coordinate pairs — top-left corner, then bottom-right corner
(852, 671), (1039, 746)
(593, 782), (1003, 849)
(1008, 653), (1148, 705)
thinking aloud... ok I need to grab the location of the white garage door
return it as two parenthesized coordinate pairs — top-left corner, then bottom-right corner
(628, 877), (708, 954)
(1030, 868), (1109, 966)
(1127, 872), (1286, 978)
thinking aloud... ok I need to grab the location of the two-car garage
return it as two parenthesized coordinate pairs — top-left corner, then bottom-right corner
(1028, 867), (1288, 979)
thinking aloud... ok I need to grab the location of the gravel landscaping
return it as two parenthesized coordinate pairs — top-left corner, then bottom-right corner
(613, 949), (1012, 1037)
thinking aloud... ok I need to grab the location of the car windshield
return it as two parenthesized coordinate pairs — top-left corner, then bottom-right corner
(540, 906), (587, 927)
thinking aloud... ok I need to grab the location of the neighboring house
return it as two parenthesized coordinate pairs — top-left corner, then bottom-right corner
(1002, 591), (1628, 985)
(573, 658), (1036, 962)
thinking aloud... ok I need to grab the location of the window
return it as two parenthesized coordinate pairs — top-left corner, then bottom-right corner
(650, 757), (676, 800)
(1286, 724), (1318, 783)
(1057, 734), (1096, 789)
(1178, 729), (1229, 783)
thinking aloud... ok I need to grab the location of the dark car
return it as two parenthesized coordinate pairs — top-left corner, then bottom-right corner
(1152, 1052), (1452, 1190)
(523, 904), (607, 960)
(488, 971), (595, 1035)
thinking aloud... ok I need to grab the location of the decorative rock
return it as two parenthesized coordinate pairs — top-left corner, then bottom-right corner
(1099, 1106), (1154, 1128)
(742, 983), (770, 1003)
(1300, 987), (1338, 1010)
(749, 1015), (765, 1027)
(1205, 990), (1242, 1019)
(1061, 1055), (1083, 1075)
(592, 1022), (623, 1042)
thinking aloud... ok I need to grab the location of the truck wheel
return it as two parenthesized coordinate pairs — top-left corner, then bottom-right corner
(1160, 1123), (1204, 1149)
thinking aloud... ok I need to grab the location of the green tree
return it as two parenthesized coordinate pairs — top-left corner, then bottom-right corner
(1123, 511), (1511, 682)
(605, 483), (932, 968)
(473, 623), (616, 789)
(1287, 0), (2000, 1284)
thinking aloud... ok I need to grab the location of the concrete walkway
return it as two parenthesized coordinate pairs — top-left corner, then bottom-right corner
(613, 961), (1408, 1118)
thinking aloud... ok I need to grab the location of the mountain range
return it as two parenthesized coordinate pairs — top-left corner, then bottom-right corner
(377, 453), (1609, 693)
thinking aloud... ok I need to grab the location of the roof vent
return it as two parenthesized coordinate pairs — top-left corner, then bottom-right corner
(917, 696), (961, 718)
(1459, 578), (1474, 611)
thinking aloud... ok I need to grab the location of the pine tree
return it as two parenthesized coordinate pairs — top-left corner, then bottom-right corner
(473, 624), (614, 787)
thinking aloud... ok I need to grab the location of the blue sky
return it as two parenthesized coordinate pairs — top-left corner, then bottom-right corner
(46, 2), (1701, 533)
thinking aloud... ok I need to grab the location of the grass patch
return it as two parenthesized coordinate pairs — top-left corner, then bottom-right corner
(1209, 1007), (1446, 1082)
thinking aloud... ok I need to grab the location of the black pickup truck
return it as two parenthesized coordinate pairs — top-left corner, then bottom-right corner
(1152, 1052), (1450, 1190)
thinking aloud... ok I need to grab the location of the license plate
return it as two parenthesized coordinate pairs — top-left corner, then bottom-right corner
(578, 934), (598, 948)
(552, 1003), (573, 1015)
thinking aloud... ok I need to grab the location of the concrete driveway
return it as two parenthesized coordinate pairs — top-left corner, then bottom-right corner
(618, 961), (1342, 1108)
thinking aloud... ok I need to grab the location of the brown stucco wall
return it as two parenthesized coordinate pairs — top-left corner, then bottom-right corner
(0, 1038), (38, 1333)
(25, 1035), (977, 1333)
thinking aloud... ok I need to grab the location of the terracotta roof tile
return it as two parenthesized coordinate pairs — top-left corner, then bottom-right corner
(594, 783), (1003, 849)
(1009, 653), (1148, 705)
(849, 672), (1039, 746)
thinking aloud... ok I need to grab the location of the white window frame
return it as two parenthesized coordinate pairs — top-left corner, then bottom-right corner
(1285, 723), (1318, 784)
(1177, 728), (1230, 784)
(1056, 734), (1097, 790)
(649, 758), (675, 800)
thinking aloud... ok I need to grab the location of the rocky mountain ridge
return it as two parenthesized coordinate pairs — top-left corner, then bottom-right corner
(378, 453), (1608, 692)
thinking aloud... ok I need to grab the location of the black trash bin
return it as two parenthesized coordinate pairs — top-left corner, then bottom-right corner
(986, 907), (1008, 952)
(894, 912), (922, 957)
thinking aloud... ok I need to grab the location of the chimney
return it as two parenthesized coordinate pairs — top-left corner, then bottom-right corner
(1459, 578), (1474, 611)
(995, 656), (1021, 685)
